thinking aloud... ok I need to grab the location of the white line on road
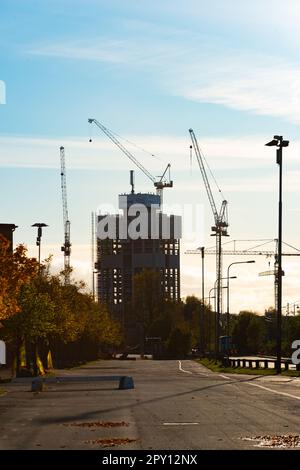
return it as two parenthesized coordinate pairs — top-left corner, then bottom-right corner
(218, 374), (231, 380)
(178, 361), (193, 374)
(247, 381), (300, 401)
(163, 422), (199, 426)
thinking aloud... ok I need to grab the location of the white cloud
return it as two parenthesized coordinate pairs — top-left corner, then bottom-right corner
(26, 22), (300, 125)
(28, 39), (136, 64)
(176, 56), (300, 124)
(1, 133), (298, 178)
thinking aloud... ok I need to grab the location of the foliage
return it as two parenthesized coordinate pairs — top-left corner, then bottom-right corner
(0, 236), (38, 321)
(0, 240), (123, 373)
(132, 268), (162, 330)
(166, 325), (191, 357)
(232, 311), (265, 354)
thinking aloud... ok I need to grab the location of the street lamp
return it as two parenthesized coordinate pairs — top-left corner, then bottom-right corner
(31, 223), (48, 268)
(208, 285), (227, 352)
(199, 247), (205, 352)
(226, 261), (255, 337)
(265, 135), (289, 374)
(214, 276), (237, 354)
(208, 287), (215, 311)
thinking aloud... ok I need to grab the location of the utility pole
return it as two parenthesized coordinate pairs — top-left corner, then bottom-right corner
(200, 247), (205, 352)
(265, 135), (289, 374)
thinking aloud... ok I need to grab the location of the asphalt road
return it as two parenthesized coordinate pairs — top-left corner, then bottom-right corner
(1, 358), (300, 450)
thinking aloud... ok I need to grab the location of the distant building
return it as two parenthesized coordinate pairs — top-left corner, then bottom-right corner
(0, 224), (18, 252)
(96, 192), (181, 326)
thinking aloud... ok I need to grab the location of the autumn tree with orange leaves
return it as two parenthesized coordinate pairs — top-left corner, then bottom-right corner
(0, 236), (123, 376)
(0, 235), (38, 322)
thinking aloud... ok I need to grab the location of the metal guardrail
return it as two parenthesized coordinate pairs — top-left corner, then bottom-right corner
(223, 357), (300, 371)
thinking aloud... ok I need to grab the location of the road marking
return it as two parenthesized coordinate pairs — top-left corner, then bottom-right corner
(178, 361), (193, 374)
(218, 374), (231, 380)
(163, 422), (199, 426)
(247, 381), (300, 401)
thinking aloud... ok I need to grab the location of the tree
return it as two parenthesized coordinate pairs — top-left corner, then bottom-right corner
(132, 269), (163, 331)
(232, 311), (265, 354)
(166, 325), (191, 358)
(183, 296), (214, 351)
(0, 236), (38, 321)
(0, 243), (123, 374)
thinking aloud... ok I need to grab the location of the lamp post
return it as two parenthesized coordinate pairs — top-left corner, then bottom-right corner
(208, 287), (215, 352)
(214, 276), (237, 354)
(31, 223), (48, 376)
(208, 287), (215, 311)
(226, 261), (255, 337)
(31, 223), (48, 269)
(200, 247), (205, 352)
(265, 135), (289, 374)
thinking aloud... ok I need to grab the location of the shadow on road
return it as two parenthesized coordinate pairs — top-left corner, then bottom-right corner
(35, 374), (263, 426)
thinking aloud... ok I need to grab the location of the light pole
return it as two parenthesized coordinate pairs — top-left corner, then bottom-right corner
(208, 287), (215, 352)
(226, 261), (255, 337)
(31, 223), (48, 269)
(200, 247), (205, 352)
(265, 135), (289, 374)
(31, 223), (48, 376)
(214, 276), (237, 354)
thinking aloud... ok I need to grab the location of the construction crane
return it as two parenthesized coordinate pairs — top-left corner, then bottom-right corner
(60, 146), (71, 285)
(186, 239), (300, 311)
(88, 119), (173, 205)
(189, 128), (229, 351)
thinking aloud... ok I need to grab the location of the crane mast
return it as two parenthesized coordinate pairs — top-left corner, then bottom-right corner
(189, 129), (229, 354)
(60, 146), (71, 285)
(88, 119), (173, 205)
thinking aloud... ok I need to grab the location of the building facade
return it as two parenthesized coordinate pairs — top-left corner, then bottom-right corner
(0, 224), (18, 252)
(96, 193), (181, 325)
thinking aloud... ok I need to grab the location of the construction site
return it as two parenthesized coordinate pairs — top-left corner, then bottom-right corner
(2, 119), (300, 365)
(3, 2), (300, 455)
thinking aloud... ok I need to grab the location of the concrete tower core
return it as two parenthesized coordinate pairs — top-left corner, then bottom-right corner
(96, 192), (181, 327)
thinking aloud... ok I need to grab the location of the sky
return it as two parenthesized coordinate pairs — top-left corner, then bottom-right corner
(1, 0), (300, 314)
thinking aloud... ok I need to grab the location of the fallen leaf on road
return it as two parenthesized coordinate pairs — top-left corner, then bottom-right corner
(63, 421), (129, 428)
(85, 438), (136, 447)
(242, 434), (300, 448)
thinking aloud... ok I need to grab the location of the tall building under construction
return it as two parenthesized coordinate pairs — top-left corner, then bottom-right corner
(96, 190), (181, 325)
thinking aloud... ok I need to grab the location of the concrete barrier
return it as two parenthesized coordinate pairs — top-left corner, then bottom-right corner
(118, 376), (134, 390)
(21, 375), (135, 392)
(31, 379), (46, 392)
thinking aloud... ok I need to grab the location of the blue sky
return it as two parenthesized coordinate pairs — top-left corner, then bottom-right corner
(1, 0), (300, 312)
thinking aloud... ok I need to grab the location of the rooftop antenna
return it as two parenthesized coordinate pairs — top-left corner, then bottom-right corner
(130, 170), (135, 194)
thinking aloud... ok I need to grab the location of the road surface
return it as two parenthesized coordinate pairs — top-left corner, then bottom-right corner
(0, 359), (300, 450)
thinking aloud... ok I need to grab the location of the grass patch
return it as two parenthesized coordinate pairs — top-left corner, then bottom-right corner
(197, 358), (300, 377)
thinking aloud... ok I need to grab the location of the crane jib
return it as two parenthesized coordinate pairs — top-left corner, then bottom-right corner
(89, 119), (173, 202)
